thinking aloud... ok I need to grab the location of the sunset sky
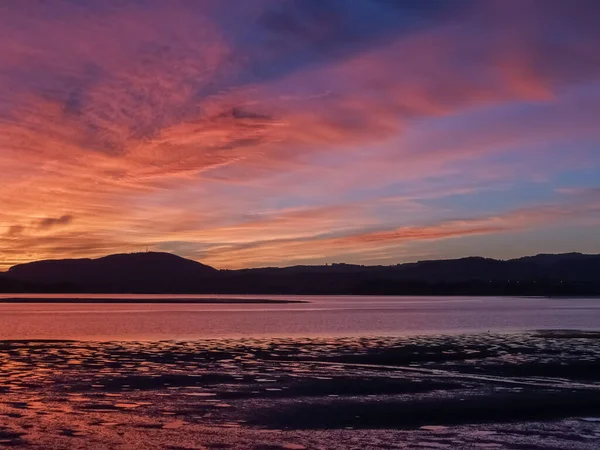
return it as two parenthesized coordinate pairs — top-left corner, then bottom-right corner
(1, 0), (599, 270)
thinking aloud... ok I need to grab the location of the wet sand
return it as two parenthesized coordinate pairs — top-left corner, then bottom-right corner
(1, 331), (600, 449)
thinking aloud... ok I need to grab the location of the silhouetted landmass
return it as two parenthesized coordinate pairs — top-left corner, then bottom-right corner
(4, 252), (216, 293)
(2, 251), (600, 295)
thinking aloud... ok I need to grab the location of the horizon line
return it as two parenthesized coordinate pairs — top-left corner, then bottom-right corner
(1, 250), (594, 273)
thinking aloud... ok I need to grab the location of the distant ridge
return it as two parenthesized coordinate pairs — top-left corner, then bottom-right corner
(1, 252), (600, 295)
(6, 252), (216, 293)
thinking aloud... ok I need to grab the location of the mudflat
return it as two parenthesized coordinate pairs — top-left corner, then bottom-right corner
(1, 331), (600, 449)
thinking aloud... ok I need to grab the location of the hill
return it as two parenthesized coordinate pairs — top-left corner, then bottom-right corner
(6, 252), (217, 293)
(2, 252), (600, 295)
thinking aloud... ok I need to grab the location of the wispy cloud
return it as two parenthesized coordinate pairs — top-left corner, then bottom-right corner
(200, 192), (600, 268)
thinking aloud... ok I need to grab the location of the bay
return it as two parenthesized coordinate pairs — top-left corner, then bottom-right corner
(0, 294), (599, 340)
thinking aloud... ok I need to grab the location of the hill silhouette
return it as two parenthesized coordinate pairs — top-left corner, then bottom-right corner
(5, 252), (216, 293)
(1, 252), (600, 295)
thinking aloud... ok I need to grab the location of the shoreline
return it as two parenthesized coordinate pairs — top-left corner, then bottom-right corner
(0, 297), (308, 304)
(2, 292), (600, 299)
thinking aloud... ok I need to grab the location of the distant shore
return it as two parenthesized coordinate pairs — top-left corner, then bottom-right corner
(4, 251), (600, 298)
(0, 297), (308, 304)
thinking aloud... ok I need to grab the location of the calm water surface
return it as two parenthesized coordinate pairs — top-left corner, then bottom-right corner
(0, 294), (599, 340)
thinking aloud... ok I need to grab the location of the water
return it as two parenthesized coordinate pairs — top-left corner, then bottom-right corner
(0, 294), (599, 340)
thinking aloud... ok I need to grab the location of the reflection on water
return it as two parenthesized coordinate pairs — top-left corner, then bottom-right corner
(0, 295), (599, 340)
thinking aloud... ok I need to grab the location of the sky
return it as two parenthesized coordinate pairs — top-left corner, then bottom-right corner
(1, 0), (599, 270)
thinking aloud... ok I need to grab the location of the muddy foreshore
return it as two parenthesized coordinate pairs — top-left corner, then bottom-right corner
(1, 331), (600, 449)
